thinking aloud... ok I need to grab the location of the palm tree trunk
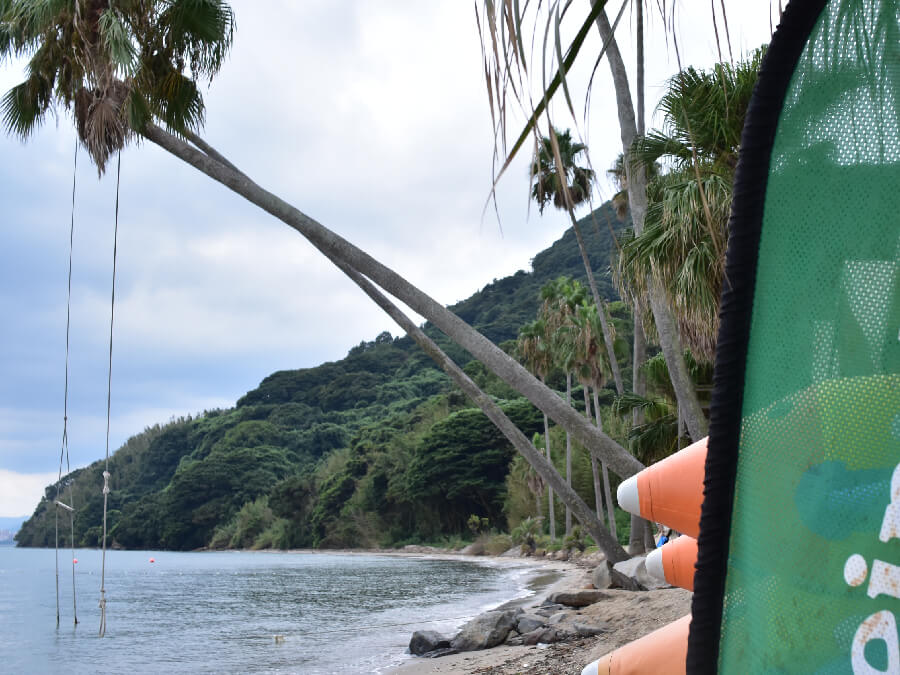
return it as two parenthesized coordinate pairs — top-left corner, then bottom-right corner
(593, 387), (617, 540)
(541, 382), (556, 543)
(589, 4), (708, 442)
(570, 216), (624, 396)
(636, 0), (645, 137)
(333, 257), (628, 560)
(140, 123), (647, 481)
(565, 373), (572, 536)
(632, 297), (647, 426)
(583, 387), (605, 523)
(629, 302), (651, 555)
(644, 519), (656, 551)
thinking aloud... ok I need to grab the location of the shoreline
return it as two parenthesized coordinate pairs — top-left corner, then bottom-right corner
(365, 548), (692, 675)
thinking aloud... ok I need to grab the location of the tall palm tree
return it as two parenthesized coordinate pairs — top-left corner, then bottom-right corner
(531, 128), (626, 398)
(516, 318), (558, 540)
(570, 302), (618, 539)
(478, 1), (709, 444)
(539, 277), (587, 537)
(619, 52), (762, 362)
(0, 0), (646, 547)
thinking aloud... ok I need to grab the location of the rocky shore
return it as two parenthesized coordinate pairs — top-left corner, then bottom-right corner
(386, 547), (692, 675)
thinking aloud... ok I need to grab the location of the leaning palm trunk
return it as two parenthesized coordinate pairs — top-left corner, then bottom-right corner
(590, 4), (708, 442)
(541, 380), (556, 542)
(593, 388), (617, 540)
(565, 373), (573, 536)
(330, 258), (628, 561)
(141, 123), (646, 482)
(583, 387), (605, 523)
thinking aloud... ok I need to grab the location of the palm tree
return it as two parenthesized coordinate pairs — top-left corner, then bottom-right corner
(531, 129), (594, 214)
(516, 318), (557, 541)
(530, 128), (626, 398)
(0, 0), (646, 513)
(539, 276), (587, 537)
(569, 302), (618, 539)
(619, 52), (762, 363)
(479, 1), (709, 444)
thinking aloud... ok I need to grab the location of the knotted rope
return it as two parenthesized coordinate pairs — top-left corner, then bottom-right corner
(99, 151), (122, 638)
(56, 139), (79, 627)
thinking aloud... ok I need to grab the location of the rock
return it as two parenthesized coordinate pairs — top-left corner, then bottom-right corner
(547, 611), (569, 625)
(423, 647), (459, 659)
(591, 563), (613, 590)
(450, 609), (522, 651)
(612, 555), (669, 590)
(460, 541), (486, 556)
(514, 626), (573, 645)
(546, 589), (610, 607)
(499, 546), (521, 558)
(534, 603), (565, 617)
(516, 613), (546, 634)
(580, 550), (607, 567)
(574, 621), (609, 637)
(409, 630), (451, 656)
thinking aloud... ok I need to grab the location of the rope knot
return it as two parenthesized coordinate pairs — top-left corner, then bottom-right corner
(102, 471), (111, 495)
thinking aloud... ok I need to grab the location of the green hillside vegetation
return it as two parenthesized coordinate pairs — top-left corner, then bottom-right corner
(17, 204), (634, 551)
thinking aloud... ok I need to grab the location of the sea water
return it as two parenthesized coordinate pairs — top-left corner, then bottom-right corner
(0, 546), (542, 674)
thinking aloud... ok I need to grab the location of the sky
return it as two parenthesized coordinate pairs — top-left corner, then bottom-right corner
(0, 1), (774, 517)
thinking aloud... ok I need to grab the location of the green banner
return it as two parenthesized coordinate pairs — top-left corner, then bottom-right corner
(718, 0), (900, 672)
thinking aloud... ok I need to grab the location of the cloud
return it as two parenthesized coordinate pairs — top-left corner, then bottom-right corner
(0, 469), (59, 517)
(0, 1), (774, 516)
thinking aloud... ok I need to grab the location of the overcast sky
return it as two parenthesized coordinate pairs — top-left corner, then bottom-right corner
(0, 1), (773, 517)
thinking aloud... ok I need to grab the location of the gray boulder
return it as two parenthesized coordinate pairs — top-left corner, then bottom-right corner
(511, 626), (574, 645)
(547, 589), (609, 607)
(515, 613), (546, 634)
(592, 560), (644, 590)
(574, 621), (609, 637)
(612, 555), (669, 590)
(409, 630), (451, 656)
(591, 562), (613, 589)
(451, 609), (522, 652)
(547, 611), (569, 625)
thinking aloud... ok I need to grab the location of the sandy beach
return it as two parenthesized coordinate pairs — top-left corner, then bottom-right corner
(385, 550), (692, 675)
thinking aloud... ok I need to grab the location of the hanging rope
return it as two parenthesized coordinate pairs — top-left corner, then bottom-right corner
(56, 139), (79, 627)
(99, 151), (121, 638)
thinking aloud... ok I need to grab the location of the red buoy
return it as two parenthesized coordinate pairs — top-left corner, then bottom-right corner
(149, 558), (155, 563)
(73, 558), (78, 564)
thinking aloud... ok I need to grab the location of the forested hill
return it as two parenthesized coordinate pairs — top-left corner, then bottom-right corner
(16, 203), (628, 551)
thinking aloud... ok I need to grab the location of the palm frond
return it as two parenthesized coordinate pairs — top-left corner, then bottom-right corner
(99, 9), (137, 75)
(1, 0), (235, 170)
(153, 68), (205, 133)
(157, 0), (234, 78)
(628, 413), (678, 465)
(1, 72), (51, 136)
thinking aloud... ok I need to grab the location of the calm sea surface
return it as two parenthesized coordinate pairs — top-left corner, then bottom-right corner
(0, 546), (542, 674)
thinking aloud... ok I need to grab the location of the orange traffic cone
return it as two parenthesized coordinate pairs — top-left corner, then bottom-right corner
(581, 614), (691, 675)
(645, 535), (699, 591)
(616, 436), (708, 538)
